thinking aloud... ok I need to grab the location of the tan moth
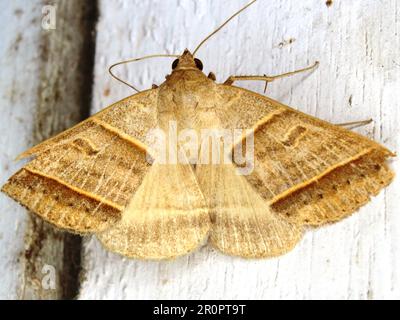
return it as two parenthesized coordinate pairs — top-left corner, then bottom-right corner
(2, 1), (394, 259)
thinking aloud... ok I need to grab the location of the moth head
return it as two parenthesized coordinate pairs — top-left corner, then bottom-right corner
(171, 49), (203, 71)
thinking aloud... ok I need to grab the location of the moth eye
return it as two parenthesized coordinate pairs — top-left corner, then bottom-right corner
(172, 59), (179, 70)
(194, 58), (203, 71)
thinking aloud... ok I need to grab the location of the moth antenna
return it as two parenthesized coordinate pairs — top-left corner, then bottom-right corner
(192, 0), (257, 56)
(108, 54), (180, 92)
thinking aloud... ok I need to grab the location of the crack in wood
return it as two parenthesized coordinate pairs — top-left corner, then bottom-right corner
(22, 0), (99, 300)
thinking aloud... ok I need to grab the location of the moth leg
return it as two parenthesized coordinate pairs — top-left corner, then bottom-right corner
(336, 118), (373, 129)
(223, 61), (319, 92)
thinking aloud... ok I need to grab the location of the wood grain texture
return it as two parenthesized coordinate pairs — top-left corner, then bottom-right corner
(0, 0), (40, 300)
(0, 0), (97, 299)
(78, 0), (400, 299)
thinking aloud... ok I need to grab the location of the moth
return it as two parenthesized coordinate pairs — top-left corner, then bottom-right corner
(2, 1), (394, 259)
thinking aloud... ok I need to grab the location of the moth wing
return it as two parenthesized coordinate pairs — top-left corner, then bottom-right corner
(2, 90), (158, 233)
(97, 160), (210, 260)
(16, 89), (158, 160)
(196, 163), (303, 258)
(218, 85), (394, 226)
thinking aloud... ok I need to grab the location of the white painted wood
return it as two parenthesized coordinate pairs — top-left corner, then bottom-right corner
(80, 0), (399, 299)
(0, 0), (96, 299)
(0, 0), (43, 299)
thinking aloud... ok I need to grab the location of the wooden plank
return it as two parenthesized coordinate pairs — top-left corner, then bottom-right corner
(0, 0), (97, 299)
(0, 0), (39, 300)
(82, 0), (399, 299)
